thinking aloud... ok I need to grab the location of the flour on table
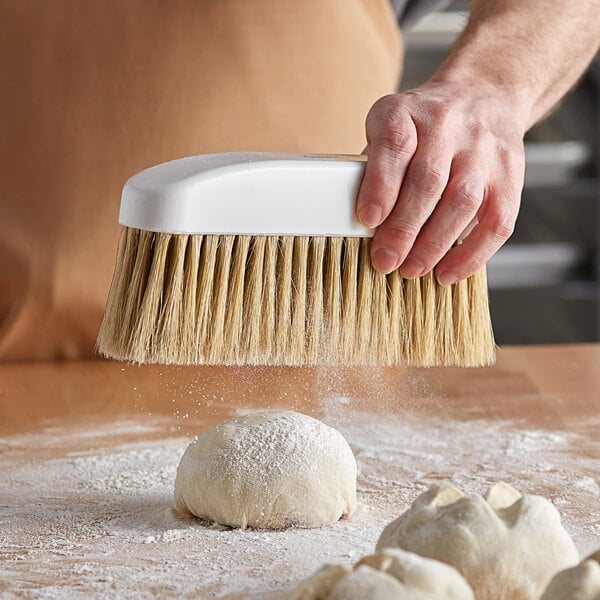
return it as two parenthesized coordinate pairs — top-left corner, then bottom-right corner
(1, 400), (598, 599)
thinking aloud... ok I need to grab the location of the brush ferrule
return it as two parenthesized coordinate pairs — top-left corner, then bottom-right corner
(119, 152), (374, 237)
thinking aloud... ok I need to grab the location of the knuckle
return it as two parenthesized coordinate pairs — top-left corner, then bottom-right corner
(499, 144), (525, 172)
(452, 183), (481, 214)
(468, 121), (493, 143)
(420, 237), (447, 258)
(366, 96), (419, 160)
(407, 161), (446, 193)
(368, 95), (410, 130)
(430, 100), (453, 125)
(376, 129), (417, 161)
(487, 212), (515, 242)
(383, 221), (419, 246)
(369, 93), (400, 116)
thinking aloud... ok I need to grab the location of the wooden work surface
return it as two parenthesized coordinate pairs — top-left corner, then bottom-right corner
(1, 345), (599, 598)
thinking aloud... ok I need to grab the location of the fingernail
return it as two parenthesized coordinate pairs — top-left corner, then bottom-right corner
(358, 204), (383, 228)
(373, 248), (399, 273)
(437, 271), (458, 286)
(400, 258), (426, 279)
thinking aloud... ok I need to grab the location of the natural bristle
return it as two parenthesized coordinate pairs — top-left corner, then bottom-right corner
(97, 228), (496, 367)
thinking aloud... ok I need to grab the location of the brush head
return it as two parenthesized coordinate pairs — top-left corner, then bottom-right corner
(97, 230), (496, 367)
(98, 152), (496, 368)
(119, 152), (373, 237)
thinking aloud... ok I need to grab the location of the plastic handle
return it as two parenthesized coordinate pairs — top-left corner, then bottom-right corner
(118, 152), (373, 237)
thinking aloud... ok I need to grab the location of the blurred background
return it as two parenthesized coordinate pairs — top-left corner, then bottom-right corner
(404, 1), (600, 344)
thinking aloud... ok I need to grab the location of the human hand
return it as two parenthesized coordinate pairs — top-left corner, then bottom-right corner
(356, 79), (528, 285)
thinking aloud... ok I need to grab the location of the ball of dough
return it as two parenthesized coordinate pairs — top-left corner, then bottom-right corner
(174, 410), (357, 529)
(294, 547), (474, 600)
(541, 558), (600, 600)
(376, 482), (579, 600)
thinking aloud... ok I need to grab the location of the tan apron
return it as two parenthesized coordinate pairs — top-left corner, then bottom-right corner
(0, 0), (402, 361)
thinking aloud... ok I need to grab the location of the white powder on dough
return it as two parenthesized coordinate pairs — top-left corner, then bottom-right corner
(0, 401), (598, 599)
(174, 411), (357, 529)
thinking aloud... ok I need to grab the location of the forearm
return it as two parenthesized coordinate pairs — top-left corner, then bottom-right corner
(431, 0), (600, 129)
(357, 0), (599, 281)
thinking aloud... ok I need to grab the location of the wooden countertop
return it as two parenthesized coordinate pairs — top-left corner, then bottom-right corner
(1, 344), (599, 598)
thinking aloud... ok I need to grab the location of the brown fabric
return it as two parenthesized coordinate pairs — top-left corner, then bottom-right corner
(0, 0), (402, 361)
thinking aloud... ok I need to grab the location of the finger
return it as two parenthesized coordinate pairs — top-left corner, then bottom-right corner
(398, 164), (485, 279)
(370, 141), (453, 274)
(435, 186), (520, 285)
(356, 98), (418, 229)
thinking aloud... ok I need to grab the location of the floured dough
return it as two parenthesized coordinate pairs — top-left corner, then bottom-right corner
(174, 410), (357, 529)
(376, 482), (579, 600)
(294, 547), (474, 599)
(542, 553), (600, 600)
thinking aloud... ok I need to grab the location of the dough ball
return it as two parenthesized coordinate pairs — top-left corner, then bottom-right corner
(294, 547), (474, 599)
(376, 482), (579, 600)
(174, 410), (357, 529)
(541, 558), (600, 600)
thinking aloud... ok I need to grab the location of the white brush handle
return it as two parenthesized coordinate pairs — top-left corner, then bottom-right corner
(119, 152), (373, 237)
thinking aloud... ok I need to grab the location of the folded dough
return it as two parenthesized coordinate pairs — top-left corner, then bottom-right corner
(376, 482), (579, 600)
(294, 547), (474, 599)
(542, 551), (600, 600)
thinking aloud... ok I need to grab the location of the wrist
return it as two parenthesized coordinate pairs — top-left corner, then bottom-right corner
(428, 62), (536, 133)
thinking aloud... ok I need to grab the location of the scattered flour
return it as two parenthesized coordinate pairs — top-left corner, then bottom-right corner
(0, 399), (598, 599)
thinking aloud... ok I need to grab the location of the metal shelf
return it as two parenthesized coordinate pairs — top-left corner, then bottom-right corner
(488, 243), (588, 289)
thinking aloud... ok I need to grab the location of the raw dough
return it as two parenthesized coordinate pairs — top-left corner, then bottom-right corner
(541, 558), (600, 600)
(376, 482), (579, 600)
(174, 410), (357, 529)
(294, 547), (474, 599)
